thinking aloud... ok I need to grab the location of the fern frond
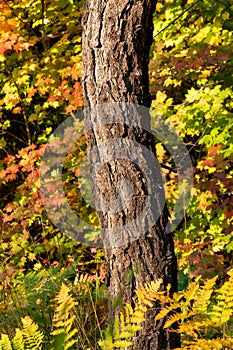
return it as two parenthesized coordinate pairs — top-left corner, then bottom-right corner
(0, 318), (43, 350)
(100, 275), (233, 350)
(64, 337), (77, 350)
(181, 337), (233, 349)
(99, 279), (166, 349)
(0, 334), (12, 350)
(12, 329), (24, 350)
(155, 302), (180, 321)
(177, 321), (198, 338)
(99, 325), (114, 350)
(144, 279), (163, 293)
(210, 270), (233, 325)
(178, 319), (214, 338)
(74, 273), (95, 294)
(51, 283), (78, 350)
(113, 315), (120, 340)
(112, 340), (134, 348)
(164, 312), (183, 329)
(75, 273), (93, 284)
(136, 279), (164, 305)
(183, 278), (200, 302)
(192, 275), (217, 314)
(21, 316), (43, 350)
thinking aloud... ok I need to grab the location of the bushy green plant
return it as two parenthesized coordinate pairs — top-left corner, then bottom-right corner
(0, 262), (107, 349)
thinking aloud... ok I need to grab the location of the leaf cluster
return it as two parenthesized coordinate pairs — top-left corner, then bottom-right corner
(150, 0), (233, 281)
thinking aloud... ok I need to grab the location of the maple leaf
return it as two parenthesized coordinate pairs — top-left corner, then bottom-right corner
(7, 163), (19, 174)
(12, 106), (22, 114)
(208, 145), (222, 157)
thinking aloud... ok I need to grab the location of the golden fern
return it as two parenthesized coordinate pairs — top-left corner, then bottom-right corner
(0, 334), (13, 350)
(100, 271), (233, 350)
(99, 279), (163, 350)
(12, 329), (24, 350)
(0, 316), (43, 350)
(51, 283), (78, 350)
(156, 275), (218, 330)
(191, 275), (217, 314)
(157, 270), (233, 349)
(175, 337), (233, 350)
(0, 280), (99, 350)
(21, 316), (44, 349)
(1, 273), (232, 350)
(74, 272), (95, 285)
(210, 269), (233, 325)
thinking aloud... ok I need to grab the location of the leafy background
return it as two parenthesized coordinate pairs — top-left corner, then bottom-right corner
(0, 0), (232, 348)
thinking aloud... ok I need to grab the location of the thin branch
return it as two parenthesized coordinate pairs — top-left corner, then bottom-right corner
(42, 28), (82, 40)
(153, 0), (201, 39)
(0, 131), (27, 145)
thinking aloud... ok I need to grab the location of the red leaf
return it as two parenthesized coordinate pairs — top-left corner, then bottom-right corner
(208, 145), (222, 157)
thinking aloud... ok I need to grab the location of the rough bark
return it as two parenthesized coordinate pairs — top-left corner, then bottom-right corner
(82, 1), (180, 348)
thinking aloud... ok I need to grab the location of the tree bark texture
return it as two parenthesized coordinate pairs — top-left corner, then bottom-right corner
(82, 1), (180, 349)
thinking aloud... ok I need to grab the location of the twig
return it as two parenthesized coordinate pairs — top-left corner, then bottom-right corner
(153, 0), (201, 39)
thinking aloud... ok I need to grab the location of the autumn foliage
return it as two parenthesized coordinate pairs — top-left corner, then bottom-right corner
(0, 0), (232, 348)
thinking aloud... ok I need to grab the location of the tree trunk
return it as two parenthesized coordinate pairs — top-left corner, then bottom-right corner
(82, 1), (180, 348)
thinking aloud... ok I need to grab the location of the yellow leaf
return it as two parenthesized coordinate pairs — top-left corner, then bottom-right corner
(0, 54), (5, 62)
(156, 143), (166, 163)
(28, 252), (36, 261)
(164, 77), (173, 87)
(222, 12), (229, 20)
(156, 2), (163, 12)
(156, 91), (167, 103)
